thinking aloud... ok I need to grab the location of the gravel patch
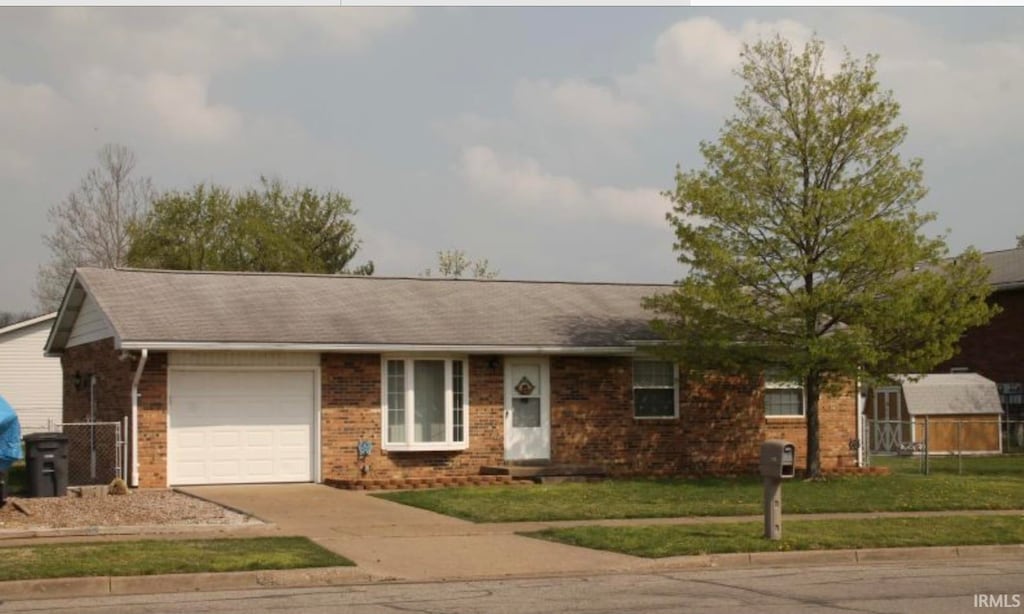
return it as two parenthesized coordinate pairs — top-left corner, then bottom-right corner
(0, 490), (259, 530)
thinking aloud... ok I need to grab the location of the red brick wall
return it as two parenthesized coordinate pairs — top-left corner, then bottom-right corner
(136, 353), (167, 487)
(61, 338), (134, 424)
(60, 340), (169, 487)
(939, 288), (1024, 384)
(764, 381), (858, 470)
(63, 344), (857, 485)
(320, 354), (505, 482)
(548, 356), (856, 475)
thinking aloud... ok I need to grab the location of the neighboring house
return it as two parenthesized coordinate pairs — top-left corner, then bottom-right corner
(865, 373), (1003, 454)
(0, 313), (61, 434)
(44, 268), (859, 488)
(938, 247), (1024, 422)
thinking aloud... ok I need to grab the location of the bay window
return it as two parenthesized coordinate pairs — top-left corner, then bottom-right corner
(383, 356), (468, 450)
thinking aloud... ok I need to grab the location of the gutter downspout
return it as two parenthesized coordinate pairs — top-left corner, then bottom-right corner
(130, 349), (148, 488)
(856, 377), (865, 467)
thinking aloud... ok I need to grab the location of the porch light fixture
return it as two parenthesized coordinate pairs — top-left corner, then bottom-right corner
(488, 356), (500, 370)
(73, 371), (84, 390)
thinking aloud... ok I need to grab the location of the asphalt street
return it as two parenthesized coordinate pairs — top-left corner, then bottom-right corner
(2, 558), (1021, 614)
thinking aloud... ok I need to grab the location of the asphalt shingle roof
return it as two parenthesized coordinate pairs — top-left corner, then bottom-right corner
(71, 268), (671, 349)
(981, 247), (1024, 290)
(901, 373), (1003, 416)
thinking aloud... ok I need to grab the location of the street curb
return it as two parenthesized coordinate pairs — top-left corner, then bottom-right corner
(0, 566), (373, 601)
(1, 543), (1021, 602)
(651, 542), (1024, 571)
(0, 521), (276, 541)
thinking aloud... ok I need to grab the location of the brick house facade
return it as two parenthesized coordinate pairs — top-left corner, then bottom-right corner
(58, 339), (857, 488)
(47, 268), (859, 489)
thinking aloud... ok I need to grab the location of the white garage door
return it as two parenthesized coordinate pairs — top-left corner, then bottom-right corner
(168, 369), (316, 485)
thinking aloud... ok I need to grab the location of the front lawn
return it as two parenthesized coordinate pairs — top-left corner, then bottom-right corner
(0, 537), (353, 582)
(871, 454), (1024, 477)
(376, 463), (1024, 522)
(526, 514), (1024, 558)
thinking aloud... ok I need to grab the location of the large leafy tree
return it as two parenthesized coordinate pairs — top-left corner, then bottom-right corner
(36, 144), (154, 310)
(646, 36), (995, 476)
(126, 178), (373, 275)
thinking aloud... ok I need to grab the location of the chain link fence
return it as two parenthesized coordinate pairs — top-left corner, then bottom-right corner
(53, 419), (126, 486)
(863, 416), (1024, 475)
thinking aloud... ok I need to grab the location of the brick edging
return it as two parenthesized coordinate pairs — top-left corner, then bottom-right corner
(324, 475), (530, 490)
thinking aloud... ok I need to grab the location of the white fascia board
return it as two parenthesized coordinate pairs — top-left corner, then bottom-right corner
(116, 341), (640, 355)
(0, 312), (57, 337)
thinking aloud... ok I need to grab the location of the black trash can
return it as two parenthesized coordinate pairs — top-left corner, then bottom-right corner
(23, 433), (69, 497)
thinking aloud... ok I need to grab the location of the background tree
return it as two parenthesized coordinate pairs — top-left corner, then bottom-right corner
(35, 144), (153, 310)
(646, 36), (995, 477)
(422, 249), (499, 279)
(0, 311), (39, 328)
(126, 178), (373, 275)
(1016, 234), (1023, 248)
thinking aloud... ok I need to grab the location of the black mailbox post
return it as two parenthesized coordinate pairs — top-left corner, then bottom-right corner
(23, 433), (69, 497)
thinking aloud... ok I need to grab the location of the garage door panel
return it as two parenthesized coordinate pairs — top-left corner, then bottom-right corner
(169, 369), (316, 485)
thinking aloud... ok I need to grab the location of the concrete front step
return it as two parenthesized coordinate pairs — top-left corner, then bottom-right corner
(479, 464), (607, 480)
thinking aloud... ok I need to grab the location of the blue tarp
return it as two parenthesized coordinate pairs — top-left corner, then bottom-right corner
(0, 395), (22, 472)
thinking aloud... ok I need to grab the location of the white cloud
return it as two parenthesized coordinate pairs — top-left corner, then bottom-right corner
(142, 74), (244, 144)
(619, 17), (814, 112)
(514, 78), (648, 132)
(33, 8), (414, 77)
(71, 69), (243, 144)
(0, 8), (415, 181)
(458, 146), (668, 228)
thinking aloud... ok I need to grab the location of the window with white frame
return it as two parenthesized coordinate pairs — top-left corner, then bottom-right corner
(633, 360), (678, 418)
(384, 357), (468, 450)
(764, 373), (804, 417)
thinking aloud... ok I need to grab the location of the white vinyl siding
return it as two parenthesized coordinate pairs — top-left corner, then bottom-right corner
(0, 317), (62, 433)
(66, 294), (115, 348)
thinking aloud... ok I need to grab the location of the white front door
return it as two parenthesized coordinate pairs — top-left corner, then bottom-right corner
(504, 357), (550, 461)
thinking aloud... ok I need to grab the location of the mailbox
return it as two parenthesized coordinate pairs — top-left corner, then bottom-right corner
(760, 440), (796, 479)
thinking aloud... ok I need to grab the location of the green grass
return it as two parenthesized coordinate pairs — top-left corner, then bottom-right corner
(526, 515), (1024, 558)
(0, 537), (354, 582)
(872, 454), (1024, 477)
(376, 457), (1024, 522)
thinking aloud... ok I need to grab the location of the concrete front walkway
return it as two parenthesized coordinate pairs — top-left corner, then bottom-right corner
(180, 484), (645, 581)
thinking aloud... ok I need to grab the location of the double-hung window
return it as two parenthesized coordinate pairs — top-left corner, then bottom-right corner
(764, 373), (804, 417)
(383, 357), (468, 450)
(633, 359), (678, 419)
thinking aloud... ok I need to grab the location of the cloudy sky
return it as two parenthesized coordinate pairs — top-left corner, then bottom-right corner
(1, 7), (1021, 313)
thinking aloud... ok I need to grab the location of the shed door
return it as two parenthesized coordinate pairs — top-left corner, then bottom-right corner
(168, 369), (316, 485)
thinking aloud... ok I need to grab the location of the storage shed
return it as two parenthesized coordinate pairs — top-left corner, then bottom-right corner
(865, 373), (1003, 454)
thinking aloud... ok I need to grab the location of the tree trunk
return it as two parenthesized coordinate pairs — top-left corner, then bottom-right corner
(804, 371), (822, 478)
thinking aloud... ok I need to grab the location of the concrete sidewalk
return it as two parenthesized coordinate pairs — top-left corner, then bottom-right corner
(179, 484), (1024, 582)
(180, 484), (644, 581)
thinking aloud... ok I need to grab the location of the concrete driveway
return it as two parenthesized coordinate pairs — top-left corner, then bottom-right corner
(180, 484), (642, 582)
